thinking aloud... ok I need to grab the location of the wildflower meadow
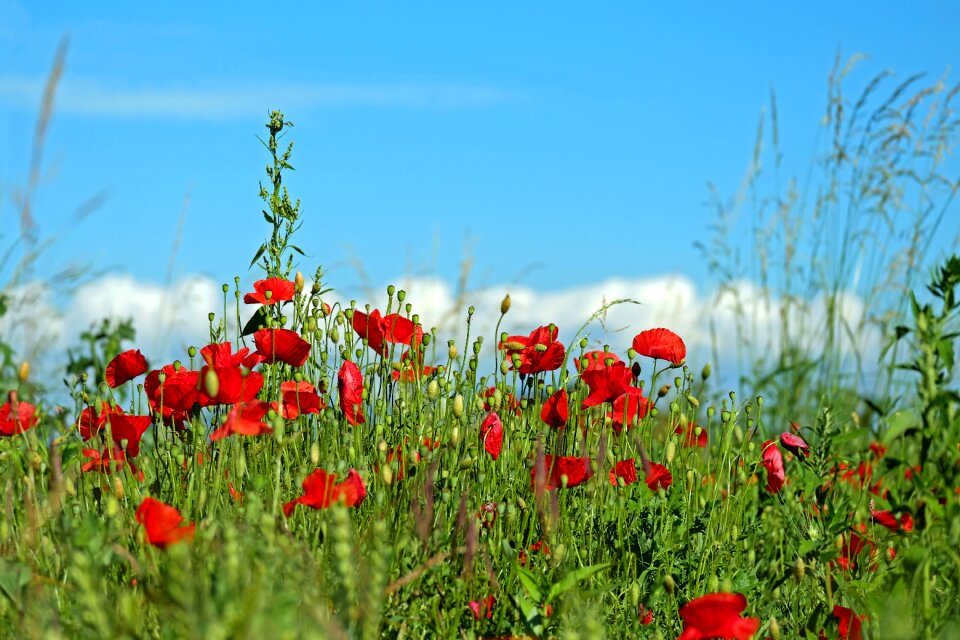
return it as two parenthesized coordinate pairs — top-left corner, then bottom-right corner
(2, 69), (960, 639)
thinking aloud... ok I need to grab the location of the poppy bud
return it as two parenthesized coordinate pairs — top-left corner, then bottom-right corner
(451, 426), (461, 444)
(329, 327), (340, 342)
(500, 294), (511, 314)
(295, 271), (304, 292)
(663, 574), (675, 595)
(686, 394), (700, 408)
(310, 442), (320, 464)
(427, 380), (439, 399)
(382, 464), (394, 485)
(448, 344), (458, 360)
(793, 557), (805, 581)
(500, 361), (510, 375)
(701, 363), (711, 380)
(721, 578), (733, 593)
(666, 440), (676, 464)
(453, 394), (464, 418)
(707, 574), (718, 592)
(312, 282), (322, 295)
(112, 476), (125, 499)
(204, 369), (220, 398)
(658, 384), (671, 398)
(17, 361), (29, 383)
(769, 617), (780, 640)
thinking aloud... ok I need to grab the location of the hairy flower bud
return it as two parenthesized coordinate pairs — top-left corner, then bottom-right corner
(17, 361), (29, 383)
(500, 293), (511, 314)
(295, 271), (304, 293)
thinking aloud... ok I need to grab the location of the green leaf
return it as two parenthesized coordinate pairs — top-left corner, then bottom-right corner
(241, 306), (269, 337)
(546, 562), (611, 603)
(512, 591), (544, 637)
(0, 557), (31, 608)
(249, 242), (268, 269)
(515, 565), (543, 603)
(262, 209), (275, 224)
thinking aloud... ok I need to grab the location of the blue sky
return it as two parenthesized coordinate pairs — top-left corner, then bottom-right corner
(1, 2), (959, 366)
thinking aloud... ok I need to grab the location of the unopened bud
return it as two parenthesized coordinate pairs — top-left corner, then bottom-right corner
(204, 369), (221, 398)
(452, 394), (464, 418)
(663, 574), (675, 595)
(686, 394), (700, 408)
(382, 464), (394, 485)
(17, 361), (29, 383)
(500, 293), (511, 314)
(701, 362), (711, 380)
(665, 440), (676, 464)
(295, 271), (304, 293)
(427, 380), (439, 399)
(448, 344), (458, 360)
(310, 442), (320, 465)
(658, 384), (671, 398)
(793, 557), (805, 581)
(112, 475), (125, 500)
(769, 617), (780, 640)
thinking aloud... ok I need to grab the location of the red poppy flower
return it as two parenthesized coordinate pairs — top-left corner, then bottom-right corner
(104, 412), (152, 457)
(675, 422), (708, 448)
(202, 367), (264, 407)
(282, 468), (367, 517)
(77, 401), (122, 440)
(540, 389), (568, 428)
(608, 387), (650, 432)
(480, 412), (504, 460)
(200, 341), (251, 369)
(468, 595), (495, 620)
(581, 362), (632, 408)
(833, 605), (866, 640)
(105, 349), (149, 388)
(353, 309), (423, 357)
(338, 360), (365, 425)
(632, 328), (686, 365)
(0, 400), (39, 436)
(575, 350), (622, 372)
(639, 605), (654, 625)
(391, 349), (437, 382)
(531, 455), (594, 491)
(499, 325), (565, 375)
(81, 446), (142, 479)
(210, 401), (272, 442)
(254, 328), (311, 367)
(645, 462), (673, 492)
(677, 592), (759, 640)
(779, 432), (810, 458)
(243, 277), (295, 306)
(273, 380), (325, 419)
(482, 386), (522, 416)
(761, 440), (785, 493)
(869, 442), (887, 459)
(135, 497), (195, 548)
(836, 531), (874, 571)
(609, 458), (639, 486)
(144, 365), (201, 414)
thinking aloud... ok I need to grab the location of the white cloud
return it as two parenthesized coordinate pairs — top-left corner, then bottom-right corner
(2, 271), (881, 395)
(0, 75), (512, 119)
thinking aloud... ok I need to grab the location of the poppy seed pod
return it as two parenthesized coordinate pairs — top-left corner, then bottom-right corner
(500, 293), (511, 314)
